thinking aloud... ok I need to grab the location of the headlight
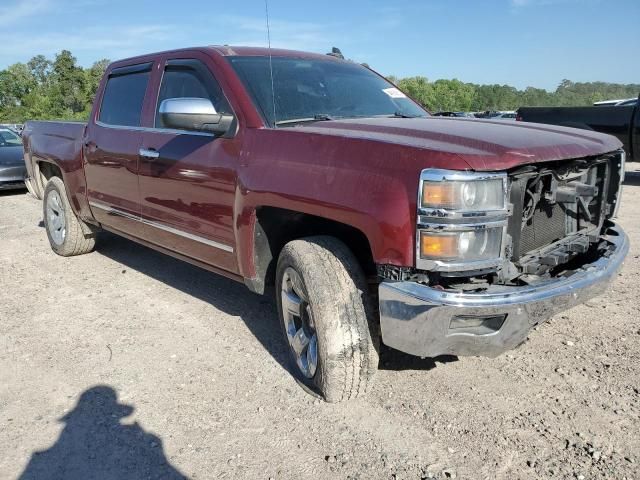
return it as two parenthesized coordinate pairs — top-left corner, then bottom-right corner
(416, 169), (509, 272)
(421, 178), (504, 212)
(419, 227), (503, 262)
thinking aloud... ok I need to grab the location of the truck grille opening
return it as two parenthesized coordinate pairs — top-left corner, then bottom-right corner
(507, 156), (615, 275)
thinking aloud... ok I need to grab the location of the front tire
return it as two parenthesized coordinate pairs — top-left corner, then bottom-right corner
(43, 177), (96, 256)
(276, 236), (379, 402)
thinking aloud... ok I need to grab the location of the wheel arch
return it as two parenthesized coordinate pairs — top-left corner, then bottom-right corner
(245, 206), (377, 295)
(37, 160), (63, 190)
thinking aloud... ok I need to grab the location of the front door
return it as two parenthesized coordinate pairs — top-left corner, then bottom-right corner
(138, 57), (239, 273)
(84, 62), (153, 237)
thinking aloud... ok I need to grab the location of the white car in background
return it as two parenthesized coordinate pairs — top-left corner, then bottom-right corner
(593, 98), (637, 107)
(492, 111), (517, 120)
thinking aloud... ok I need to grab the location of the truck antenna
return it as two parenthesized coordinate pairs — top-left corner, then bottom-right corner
(265, 0), (277, 127)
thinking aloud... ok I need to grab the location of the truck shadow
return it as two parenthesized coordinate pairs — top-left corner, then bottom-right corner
(380, 347), (458, 371)
(91, 232), (441, 374)
(18, 385), (187, 480)
(0, 187), (27, 197)
(93, 231), (290, 371)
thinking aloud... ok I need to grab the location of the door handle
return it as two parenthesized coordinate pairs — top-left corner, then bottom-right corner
(139, 148), (160, 160)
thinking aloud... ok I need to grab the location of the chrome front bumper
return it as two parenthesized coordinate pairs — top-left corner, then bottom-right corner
(379, 223), (629, 358)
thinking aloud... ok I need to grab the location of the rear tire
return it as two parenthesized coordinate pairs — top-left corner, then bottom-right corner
(43, 177), (96, 256)
(276, 236), (379, 402)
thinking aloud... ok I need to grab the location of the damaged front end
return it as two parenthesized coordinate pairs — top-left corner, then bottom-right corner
(377, 150), (628, 358)
(503, 152), (623, 284)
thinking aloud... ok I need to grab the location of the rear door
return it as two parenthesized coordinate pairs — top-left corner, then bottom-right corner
(84, 62), (153, 236)
(138, 55), (239, 273)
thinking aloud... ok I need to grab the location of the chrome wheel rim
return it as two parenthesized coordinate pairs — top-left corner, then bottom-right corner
(46, 190), (66, 245)
(281, 267), (318, 379)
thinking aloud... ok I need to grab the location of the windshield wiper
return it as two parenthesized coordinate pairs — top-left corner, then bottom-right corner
(350, 112), (424, 120)
(390, 111), (421, 118)
(275, 114), (335, 126)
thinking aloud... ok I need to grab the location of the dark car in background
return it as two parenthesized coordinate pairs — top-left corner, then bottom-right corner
(517, 94), (639, 161)
(0, 124), (24, 135)
(0, 127), (26, 190)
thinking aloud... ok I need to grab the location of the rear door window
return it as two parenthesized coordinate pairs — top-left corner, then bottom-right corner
(99, 63), (152, 127)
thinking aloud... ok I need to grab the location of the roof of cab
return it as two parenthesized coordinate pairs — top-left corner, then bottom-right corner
(110, 45), (341, 68)
(208, 45), (338, 60)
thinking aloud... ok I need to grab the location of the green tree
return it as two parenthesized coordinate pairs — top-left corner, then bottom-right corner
(0, 63), (37, 120)
(396, 76), (434, 108)
(429, 79), (475, 111)
(48, 50), (87, 119)
(83, 59), (110, 117)
(27, 55), (52, 86)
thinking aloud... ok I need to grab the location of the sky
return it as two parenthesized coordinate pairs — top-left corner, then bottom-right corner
(0, 0), (638, 91)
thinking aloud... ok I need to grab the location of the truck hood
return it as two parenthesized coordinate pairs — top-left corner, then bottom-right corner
(296, 117), (623, 171)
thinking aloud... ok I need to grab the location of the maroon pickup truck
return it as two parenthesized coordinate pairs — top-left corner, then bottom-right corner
(23, 46), (628, 402)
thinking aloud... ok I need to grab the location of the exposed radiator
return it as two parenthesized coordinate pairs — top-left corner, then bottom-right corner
(517, 202), (568, 257)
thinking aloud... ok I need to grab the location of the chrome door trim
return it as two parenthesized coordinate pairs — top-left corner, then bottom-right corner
(89, 200), (139, 222)
(88, 200), (234, 253)
(94, 120), (216, 137)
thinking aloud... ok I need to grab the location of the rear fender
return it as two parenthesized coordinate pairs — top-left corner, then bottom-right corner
(25, 122), (95, 224)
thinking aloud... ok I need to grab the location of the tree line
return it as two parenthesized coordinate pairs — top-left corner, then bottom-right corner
(0, 50), (639, 122)
(390, 77), (640, 113)
(0, 51), (109, 123)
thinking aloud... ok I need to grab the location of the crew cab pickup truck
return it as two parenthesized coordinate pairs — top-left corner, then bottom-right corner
(517, 96), (639, 162)
(23, 46), (629, 402)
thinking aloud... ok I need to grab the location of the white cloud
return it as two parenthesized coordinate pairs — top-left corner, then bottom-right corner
(214, 14), (338, 52)
(0, 0), (51, 26)
(0, 7), (396, 68)
(0, 24), (171, 61)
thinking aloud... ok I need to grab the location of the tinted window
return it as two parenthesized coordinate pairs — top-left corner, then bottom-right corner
(155, 59), (231, 128)
(228, 56), (428, 127)
(99, 67), (150, 127)
(0, 129), (21, 146)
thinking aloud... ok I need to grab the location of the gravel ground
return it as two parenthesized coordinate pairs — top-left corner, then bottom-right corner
(1, 167), (639, 480)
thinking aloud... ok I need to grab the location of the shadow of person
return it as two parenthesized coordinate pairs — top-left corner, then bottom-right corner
(19, 386), (187, 480)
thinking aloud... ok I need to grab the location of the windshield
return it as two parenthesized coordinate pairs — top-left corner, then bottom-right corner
(0, 129), (21, 147)
(228, 56), (428, 127)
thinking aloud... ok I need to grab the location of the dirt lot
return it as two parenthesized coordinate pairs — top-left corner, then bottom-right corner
(1, 168), (639, 480)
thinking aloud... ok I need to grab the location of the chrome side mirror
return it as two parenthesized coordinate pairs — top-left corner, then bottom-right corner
(159, 98), (234, 135)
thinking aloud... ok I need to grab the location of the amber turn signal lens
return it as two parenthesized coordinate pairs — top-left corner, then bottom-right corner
(421, 178), (504, 211)
(421, 183), (458, 209)
(420, 232), (459, 258)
